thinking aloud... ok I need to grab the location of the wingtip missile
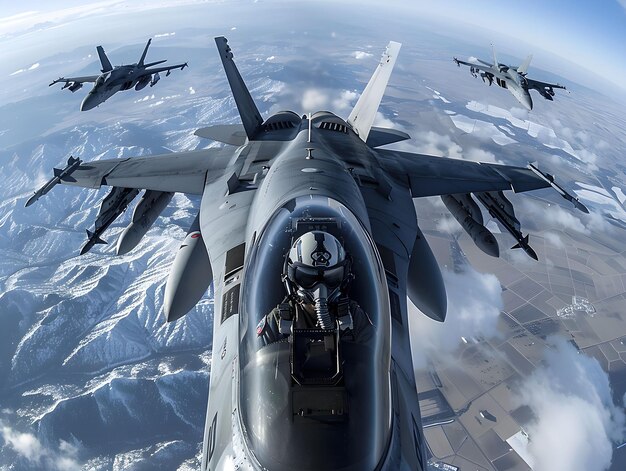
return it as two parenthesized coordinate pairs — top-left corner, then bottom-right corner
(527, 162), (589, 213)
(25, 156), (82, 207)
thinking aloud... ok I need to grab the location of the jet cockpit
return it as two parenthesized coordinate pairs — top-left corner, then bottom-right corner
(237, 196), (392, 470)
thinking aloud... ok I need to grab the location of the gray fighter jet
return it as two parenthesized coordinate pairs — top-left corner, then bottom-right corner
(49, 39), (188, 111)
(28, 37), (588, 470)
(453, 46), (566, 110)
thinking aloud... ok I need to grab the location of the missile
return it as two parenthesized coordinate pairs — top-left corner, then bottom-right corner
(441, 194), (499, 257)
(116, 191), (173, 255)
(511, 234), (538, 261)
(527, 162), (589, 213)
(25, 156), (82, 207)
(474, 191), (538, 260)
(163, 214), (213, 322)
(80, 187), (140, 255)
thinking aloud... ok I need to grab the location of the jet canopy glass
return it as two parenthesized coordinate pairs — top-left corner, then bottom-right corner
(239, 196), (392, 471)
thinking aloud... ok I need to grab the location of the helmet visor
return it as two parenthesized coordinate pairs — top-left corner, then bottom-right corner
(289, 262), (345, 290)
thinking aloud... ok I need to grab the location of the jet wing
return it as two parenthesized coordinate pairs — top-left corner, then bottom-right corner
(526, 77), (566, 100)
(143, 62), (188, 75)
(526, 78), (566, 91)
(376, 149), (550, 197)
(56, 148), (234, 195)
(49, 76), (99, 86)
(453, 57), (493, 74)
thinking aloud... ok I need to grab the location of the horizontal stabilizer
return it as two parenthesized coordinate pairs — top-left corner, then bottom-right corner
(347, 41), (401, 142)
(366, 126), (410, 148)
(214, 37), (263, 140)
(96, 46), (113, 73)
(194, 124), (247, 146)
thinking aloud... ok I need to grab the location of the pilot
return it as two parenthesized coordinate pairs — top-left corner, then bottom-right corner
(257, 230), (373, 345)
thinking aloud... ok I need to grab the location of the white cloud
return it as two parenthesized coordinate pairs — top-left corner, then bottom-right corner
(0, 422), (81, 470)
(409, 266), (503, 368)
(521, 200), (590, 234)
(265, 55), (275, 62)
(436, 215), (462, 234)
(412, 131), (463, 158)
(1, 426), (44, 462)
(513, 338), (625, 471)
(373, 111), (396, 128)
(509, 107), (529, 120)
(462, 148), (502, 164)
(521, 199), (614, 236)
(544, 232), (564, 248)
(352, 51), (373, 60)
(301, 88), (329, 111)
(331, 90), (358, 112)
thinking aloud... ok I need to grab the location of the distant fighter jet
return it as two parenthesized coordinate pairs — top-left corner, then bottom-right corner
(49, 38), (188, 111)
(29, 37), (587, 471)
(453, 46), (566, 110)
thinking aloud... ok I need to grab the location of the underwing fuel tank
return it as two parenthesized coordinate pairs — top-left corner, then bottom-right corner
(134, 75), (151, 91)
(116, 190), (173, 255)
(441, 194), (499, 258)
(407, 226), (447, 322)
(163, 214), (212, 322)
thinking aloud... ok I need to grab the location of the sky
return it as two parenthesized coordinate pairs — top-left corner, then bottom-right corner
(374, 0), (626, 91)
(1, 0), (625, 91)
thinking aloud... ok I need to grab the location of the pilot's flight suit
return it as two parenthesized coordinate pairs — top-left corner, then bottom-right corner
(257, 296), (374, 345)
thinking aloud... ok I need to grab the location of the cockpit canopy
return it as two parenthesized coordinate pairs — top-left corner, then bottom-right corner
(238, 196), (392, 471)
(95, 72), (109, 87)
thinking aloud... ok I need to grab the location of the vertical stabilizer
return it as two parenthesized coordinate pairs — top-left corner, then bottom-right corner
(96, 46), (113, 73)
(139, 38), (152, 67)
(214, 36), (263, 140)
(347, 41), (401, 142)
(517, 54), (533, 74)
(491, 44), (499, 69)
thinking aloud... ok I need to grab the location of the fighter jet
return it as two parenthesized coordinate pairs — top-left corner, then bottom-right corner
(28, 37), (588, 470)
(49, 38), (188, 111)
(453, 46), (566, 110)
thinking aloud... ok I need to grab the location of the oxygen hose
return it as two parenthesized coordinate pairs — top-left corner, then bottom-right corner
(315, 297), (333, 329)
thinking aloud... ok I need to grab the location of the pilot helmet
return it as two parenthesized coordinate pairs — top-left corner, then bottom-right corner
(285, 231), (349, 304)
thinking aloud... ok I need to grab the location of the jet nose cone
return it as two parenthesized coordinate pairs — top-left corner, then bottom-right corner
(80, 94), (97, 111)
